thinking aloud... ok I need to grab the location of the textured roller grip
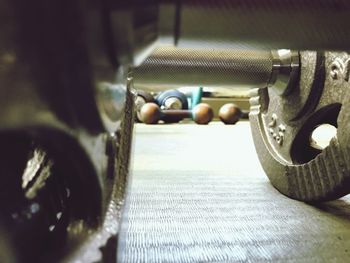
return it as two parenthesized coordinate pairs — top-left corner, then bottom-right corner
(133, 46), (273, 90)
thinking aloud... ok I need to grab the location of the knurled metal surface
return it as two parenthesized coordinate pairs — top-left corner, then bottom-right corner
(133, 47), (273, 90)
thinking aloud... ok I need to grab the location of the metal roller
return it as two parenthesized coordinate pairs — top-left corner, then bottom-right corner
(133, 47), (298, 94)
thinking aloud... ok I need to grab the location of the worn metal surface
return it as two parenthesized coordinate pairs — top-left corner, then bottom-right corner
(118, 123), (350, 262)
(249, 51), (350, 202)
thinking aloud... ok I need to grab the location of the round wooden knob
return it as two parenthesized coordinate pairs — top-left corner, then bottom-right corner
(192, 103), (214, 125)
(140, 103), (161, 124)
(219, 103), (242, 124)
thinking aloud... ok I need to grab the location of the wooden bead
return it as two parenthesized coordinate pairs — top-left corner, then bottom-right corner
(219, 103), (242, 124)
(140, 103), (161, 124)
(140, 102), (214, 125)
(192, 103), (214, 125)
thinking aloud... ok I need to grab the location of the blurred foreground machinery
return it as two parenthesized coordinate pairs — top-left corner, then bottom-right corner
(0, 1), (157, 262)
(1, 0), (350, 262)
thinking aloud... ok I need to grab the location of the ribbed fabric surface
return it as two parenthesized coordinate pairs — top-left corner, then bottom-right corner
(118, 122), (350, 262)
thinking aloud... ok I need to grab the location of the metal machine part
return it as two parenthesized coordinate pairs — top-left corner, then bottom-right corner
(249, 51), (350, 202)
(133, 46), (274, 90)
(133, 47), (299, 94)
(269, 50), (300, 96)
(155, 89), (189, 110)
(2, 0), (350, 262)
(0, 0), (143, 261)
(0, 82), (136, 263)
(163, 97), (183, 110)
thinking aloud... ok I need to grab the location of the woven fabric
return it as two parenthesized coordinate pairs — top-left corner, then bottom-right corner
(118, 122), (350, 262)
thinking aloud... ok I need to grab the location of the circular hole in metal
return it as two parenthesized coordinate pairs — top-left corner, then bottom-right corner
(310, 124), (337, 150)
(291, 103), (341, 164)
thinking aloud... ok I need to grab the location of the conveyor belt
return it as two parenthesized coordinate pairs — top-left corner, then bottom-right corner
(118, 122), (350, 262)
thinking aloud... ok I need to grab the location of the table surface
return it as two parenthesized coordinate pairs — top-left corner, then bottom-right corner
(118, 122), (350, 262)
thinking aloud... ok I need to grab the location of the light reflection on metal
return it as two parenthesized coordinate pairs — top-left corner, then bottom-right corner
(96, 82), (126, 133)
(22, 148), (47, 189)
(269, 49), (300, 96)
